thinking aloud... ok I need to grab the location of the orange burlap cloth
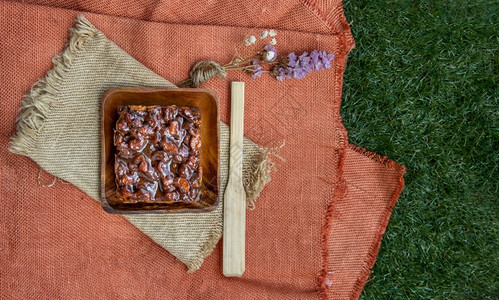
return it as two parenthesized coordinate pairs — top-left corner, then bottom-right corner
(0, 1), (405, 299)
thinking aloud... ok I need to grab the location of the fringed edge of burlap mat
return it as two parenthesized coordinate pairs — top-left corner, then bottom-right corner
(9, 15), (99, 157)
(8, 15), (283, 272)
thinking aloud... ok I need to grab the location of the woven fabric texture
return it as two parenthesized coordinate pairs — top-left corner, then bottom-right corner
(8, 15), (278, 272)
(0, 0), (405, 299)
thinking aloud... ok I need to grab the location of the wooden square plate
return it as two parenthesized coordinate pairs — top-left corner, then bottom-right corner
(101, 87), (220, 214)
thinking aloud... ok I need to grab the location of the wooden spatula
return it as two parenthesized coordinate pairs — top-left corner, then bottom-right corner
(223, 81), (246, 277)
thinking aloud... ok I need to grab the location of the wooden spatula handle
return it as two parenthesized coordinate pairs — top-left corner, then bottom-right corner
(228, 82), (244, 178)
(223, 81), (246, 277)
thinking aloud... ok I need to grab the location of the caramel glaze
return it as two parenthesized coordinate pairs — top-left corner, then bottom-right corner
(114, 105), (202, 203)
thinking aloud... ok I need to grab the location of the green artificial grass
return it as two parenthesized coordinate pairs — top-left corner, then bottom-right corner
(341, 0), (498, 298)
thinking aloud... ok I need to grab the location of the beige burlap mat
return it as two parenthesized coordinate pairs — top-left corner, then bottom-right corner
(9, 16), (278, 272)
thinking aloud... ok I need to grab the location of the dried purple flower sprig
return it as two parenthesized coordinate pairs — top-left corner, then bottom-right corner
(273, 50), (335, 81)
(226, 30), (335, 81)
(176, 30), (335, 87)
